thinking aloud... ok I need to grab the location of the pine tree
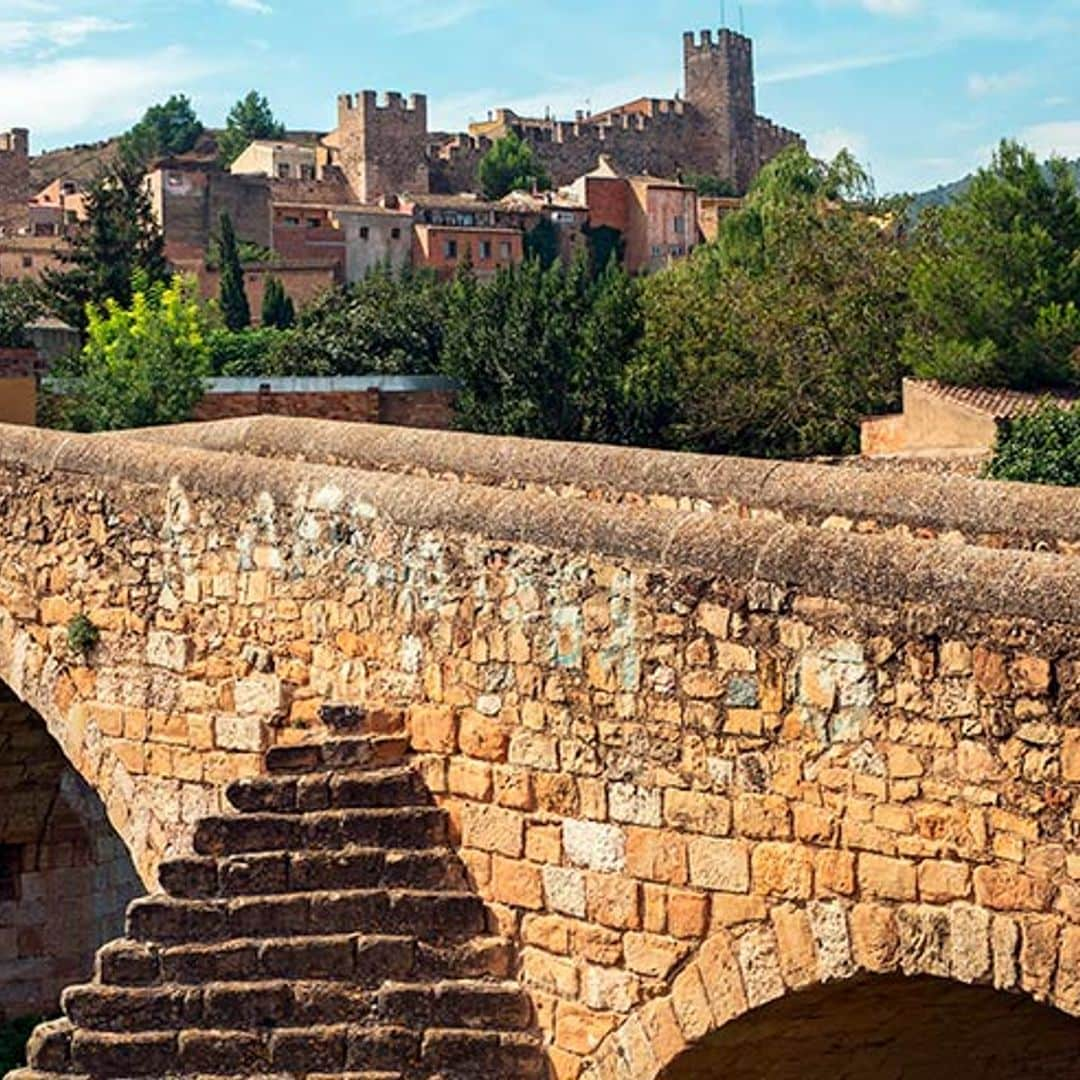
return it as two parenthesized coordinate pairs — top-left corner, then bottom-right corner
(218, 91), (286, 167)
(42, 158), (169, 331)
(218, 213), (251, 331)
(261, 276), (295, 329)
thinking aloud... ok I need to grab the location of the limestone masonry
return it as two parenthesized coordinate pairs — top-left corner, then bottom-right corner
(0, 419), (1077, 1077)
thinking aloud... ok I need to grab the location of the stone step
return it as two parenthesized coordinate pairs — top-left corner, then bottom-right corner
(97, 934), (514, 989)
(193, 806), (448, 857)
(421, 1028), (547, 1079)
(376, 980), (533, 1032)
(127, 889), (488, 945)
(62, 976), (534, 1037)
(63, 981), (378, 1034)
(226, 766), (428, 815)
(265, 736), (409, 776)
(319, 704), (405, 738)
(160, 846), (466, 900)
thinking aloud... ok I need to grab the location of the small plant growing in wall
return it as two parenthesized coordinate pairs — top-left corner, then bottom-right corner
(67, 614), (100, 657)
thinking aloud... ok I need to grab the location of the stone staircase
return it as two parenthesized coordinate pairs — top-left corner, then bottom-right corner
(9, 707), (546, 1080)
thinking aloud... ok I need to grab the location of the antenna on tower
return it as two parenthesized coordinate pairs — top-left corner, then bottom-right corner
(740, 4), (745, 33)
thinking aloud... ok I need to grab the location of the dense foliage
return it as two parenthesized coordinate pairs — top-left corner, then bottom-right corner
(261, 277), (295, 330)
(120, 94), (203, 168)
(0, 280), (41, 348)
(626, 148), (912, 456)
(217, 213), (251, 331)
(42, 159), (169, 332)
(442, 252), (639, 441)
(986, 403), (1080, 487)
(904, 140), (1080, 390)
(218, 91), (287, 167)
(50, 276), (212, 431)
(478, 133), (551, 200)
(265, 267), (445, 376)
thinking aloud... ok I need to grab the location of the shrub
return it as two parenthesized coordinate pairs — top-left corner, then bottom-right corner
(985, 402), (1080, 486)
(67, 614), (100, 656)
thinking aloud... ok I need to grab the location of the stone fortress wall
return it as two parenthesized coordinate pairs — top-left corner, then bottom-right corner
(0, 419), (1077, 1075)
(365, 30), (803, 197)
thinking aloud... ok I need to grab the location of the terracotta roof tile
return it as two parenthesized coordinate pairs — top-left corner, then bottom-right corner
(914, 379), (1080, 420)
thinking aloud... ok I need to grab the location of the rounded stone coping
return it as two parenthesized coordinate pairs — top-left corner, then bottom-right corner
(2, 422), (1079, 625)
(128, 416), (1080, 546)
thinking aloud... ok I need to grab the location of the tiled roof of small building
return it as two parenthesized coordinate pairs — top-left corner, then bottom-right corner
(914, 379), (1080, 420)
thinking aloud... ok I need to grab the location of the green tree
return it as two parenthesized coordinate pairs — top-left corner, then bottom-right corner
(119, 94), (203, 168)
(218, 91), (286, 167)
(261, 276), (295, 330)
(627, 148), (912, 457)
(478, 132), (551, 200)
(266, 266), (445, 376)
(985, 402), (1080, 486)
(217, 213), (251, 331)
(442, 251), (638, 443)
(49, 276), (212, 432)
(0, 280), (42, 348)
(42, 159), (169, 331)
(682, 172), (737, 197)
(904, 139), (1080, 390)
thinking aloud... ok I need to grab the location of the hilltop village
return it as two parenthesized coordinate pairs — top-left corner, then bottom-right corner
(0, 29), (800, 304)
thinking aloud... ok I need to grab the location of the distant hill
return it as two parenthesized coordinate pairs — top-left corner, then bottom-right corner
(910, 158), (1080, 215)
(29, 129), (327, 191)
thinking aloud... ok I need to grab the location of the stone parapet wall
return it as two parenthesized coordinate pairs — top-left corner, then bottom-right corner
(0, 421), (1076, 1073)
(135, 416), (1080, 554)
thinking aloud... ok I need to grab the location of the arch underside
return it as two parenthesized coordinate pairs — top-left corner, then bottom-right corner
(661, 974), (1080, 1079)
(0, 680), (142, 1023)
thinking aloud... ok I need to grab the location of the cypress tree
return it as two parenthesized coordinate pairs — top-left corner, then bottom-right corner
(261, 276), (295, 329)
(218, 212), (250, 331)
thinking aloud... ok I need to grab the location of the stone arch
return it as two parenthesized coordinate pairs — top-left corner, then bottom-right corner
(583, 900), (1080, 1079)
(0, 679), (143, 1023)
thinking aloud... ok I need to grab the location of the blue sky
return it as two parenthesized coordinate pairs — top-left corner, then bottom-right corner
(1, 0), (1078, 193)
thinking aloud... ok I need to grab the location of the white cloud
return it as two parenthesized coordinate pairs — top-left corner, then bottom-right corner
(862, 0), (922, 15)
(967, 71), (1030, 98)
(0, 14), (131, 52)
(809, 127), (869, 161)
(1021, 121), (1080, 160)
(360, 0), (491, 34)
(225, 0), (272, 13)
(760, 45), (932, 84)
(0, 48), (223, 140)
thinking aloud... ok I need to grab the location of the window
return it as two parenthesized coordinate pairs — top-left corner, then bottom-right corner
(62, 181), (77, 196)
(0, 845), (21, 901)
(359, 226), (370, 241)
(480, 240), (493, 261)
(499, 241), (512, 259)
(444, 239), (458, 260)
(307, 217), (321, 229)
(65, 210), (78, 225)
(277, 163), (291, 179)
(391, 227), (401, 240)
(21, 255), (32, 268)
(283, 216), (300, 226)
(300, 164), (315, 181)
(674, 215), (686, 235)
(651, 245), (663, 258)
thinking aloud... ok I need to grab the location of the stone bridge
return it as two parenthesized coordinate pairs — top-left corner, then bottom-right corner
(0, 417), (1078, 1079)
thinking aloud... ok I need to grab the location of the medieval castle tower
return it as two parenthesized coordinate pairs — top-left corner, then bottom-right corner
(0, 128), (31, 233)
(330, 29), (801, 201)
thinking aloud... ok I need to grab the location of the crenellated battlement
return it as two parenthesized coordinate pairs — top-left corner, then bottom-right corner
(338, 91), (427, 115)
(683, 27), (752, 55)
(0, 128), (29, 158)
